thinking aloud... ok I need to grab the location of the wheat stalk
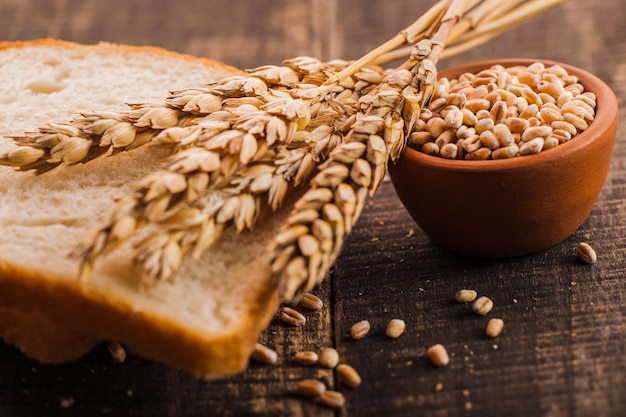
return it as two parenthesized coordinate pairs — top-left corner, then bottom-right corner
(1, 0), (568, 294)
(375, 0), (567, 65)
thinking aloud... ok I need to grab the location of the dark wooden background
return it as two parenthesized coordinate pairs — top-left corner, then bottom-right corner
(0, 0), (624, 416)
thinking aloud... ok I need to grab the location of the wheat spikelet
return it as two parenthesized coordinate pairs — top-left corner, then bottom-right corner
(0, 72), (299, 173)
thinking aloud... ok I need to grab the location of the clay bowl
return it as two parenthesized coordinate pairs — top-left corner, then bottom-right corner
(388, 58), (618, 258)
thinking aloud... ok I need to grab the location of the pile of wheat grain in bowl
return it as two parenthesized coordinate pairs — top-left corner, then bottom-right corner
(408, 62), (597, 160)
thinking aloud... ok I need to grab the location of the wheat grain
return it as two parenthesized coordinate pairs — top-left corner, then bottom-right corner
(428, 344), (450, 367)
(337, 364), (362, 388)
(350, 320), (372, 340)
(280, 306), (307, 326)
(318, 347), (339, 369)
(576, 242), (597, 264)
(408, 61), (596, 160)
(108, 341), (127, 363)
(251, 343), (278, 365)
(293, 351), (319, 365)
(486, 318), (505, 338)
(472, 296), (494, 315)
(295, 379), (326, 397)
(455, 289), (478, 303)
(385, 319), (406, 338)
(316, 390), (346, 409)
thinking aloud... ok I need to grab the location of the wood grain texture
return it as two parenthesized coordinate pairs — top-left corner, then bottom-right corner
(0, 0), (624, 416)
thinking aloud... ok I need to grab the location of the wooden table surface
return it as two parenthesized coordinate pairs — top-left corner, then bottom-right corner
(0, 1), (624, 416)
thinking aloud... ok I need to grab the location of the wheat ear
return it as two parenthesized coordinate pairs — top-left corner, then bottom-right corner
(0, 73), (296, 173)
(271, 0), (464, 299)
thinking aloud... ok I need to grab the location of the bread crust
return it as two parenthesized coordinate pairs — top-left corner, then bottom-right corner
(0, 258), (281, 377)
(0, 306), (99, 363)
(0, 37), (244, 76)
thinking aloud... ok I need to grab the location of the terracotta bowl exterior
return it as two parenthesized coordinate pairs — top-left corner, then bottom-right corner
(388, 59), (619, 258)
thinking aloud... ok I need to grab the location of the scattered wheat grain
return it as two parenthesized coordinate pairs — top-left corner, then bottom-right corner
(298, 293), (323, 310)
(350, 320), (371, 340)
(281, 306), (306, 326)
(428, 344), (450, 367)
(486, 318), (505, 338)
(576, 242), (597, 264)
(294, 351), (319, 365)
(318, 347), (340, 368)
(385, 319), (406, 338)
(296, 379), (326, 397)
(455, 289), (477, 303)
(317, 390), (346, 408)
(472, 296), (494, 315)
(251, 343), (278, 365)
(108, 341), (126, 363)
(337, 364), (362, 388)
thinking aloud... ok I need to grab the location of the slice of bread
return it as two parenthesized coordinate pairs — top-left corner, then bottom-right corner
(0, 39), (293, 378)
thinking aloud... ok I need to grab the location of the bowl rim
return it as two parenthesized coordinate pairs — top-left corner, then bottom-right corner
(399, 58), (618, 173)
